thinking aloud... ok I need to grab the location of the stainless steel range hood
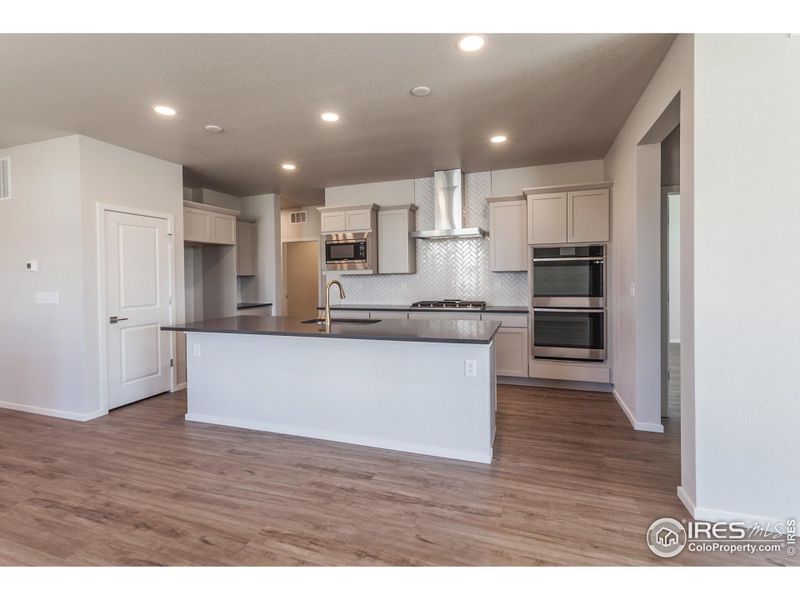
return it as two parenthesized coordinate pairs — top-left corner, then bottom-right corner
(411, 169), (487, 239)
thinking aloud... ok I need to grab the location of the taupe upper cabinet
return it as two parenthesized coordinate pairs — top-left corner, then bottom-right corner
(184, 201), (239, 246)
(378, 204), (417, 274)
(524, 182), (611, 245)
(318, 204), (377, 233)
(488, 196), (527, 272)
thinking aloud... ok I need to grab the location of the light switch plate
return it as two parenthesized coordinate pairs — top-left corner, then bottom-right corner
(26, 260), (39, 272)
(629, 282), (636, 298)
(35, 291), (59, 304)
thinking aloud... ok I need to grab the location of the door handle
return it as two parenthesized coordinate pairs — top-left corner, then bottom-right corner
(109, 316), (129, 324)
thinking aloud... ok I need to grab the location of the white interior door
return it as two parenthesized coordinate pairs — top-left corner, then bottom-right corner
(105, 210), (172, 409)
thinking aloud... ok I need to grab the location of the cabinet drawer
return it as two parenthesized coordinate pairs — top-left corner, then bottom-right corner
(346, 209), (373, 231)
(237, 306), (272, 317)
(370, 311), (408, 320)
(330, 309), (371, 320)
(482, 313), (528, 328)
(408, 311), (482, 321)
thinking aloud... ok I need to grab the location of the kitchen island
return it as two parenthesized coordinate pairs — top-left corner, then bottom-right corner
(164, 316), (500, 463)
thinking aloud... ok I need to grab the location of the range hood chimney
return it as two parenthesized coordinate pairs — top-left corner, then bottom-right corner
(411, 169), (487, 239)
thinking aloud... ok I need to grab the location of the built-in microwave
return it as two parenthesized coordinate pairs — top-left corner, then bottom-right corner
(532, 245), (605, 308)
(323, 232), (375, 272)
(532, 307), (606, 361)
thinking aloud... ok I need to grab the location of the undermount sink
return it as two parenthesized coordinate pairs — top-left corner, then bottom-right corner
(301, 318), (382, 325)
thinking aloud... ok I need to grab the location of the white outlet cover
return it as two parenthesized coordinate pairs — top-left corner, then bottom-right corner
(193, 344), (201, 357)
(465, 359), (477, 377)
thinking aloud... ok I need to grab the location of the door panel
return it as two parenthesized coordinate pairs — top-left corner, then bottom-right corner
(285, 241), (320, 318)
(106, 211), (172, 409)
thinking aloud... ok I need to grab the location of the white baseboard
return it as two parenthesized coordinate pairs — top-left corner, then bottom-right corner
(612, 389), (664, 433)
(669, 337), (681, 344)
(173, 382), (187, 391)
(185, 412), (493, 464)
(677, 486), (787, 532)
(0, 400), (106, 422)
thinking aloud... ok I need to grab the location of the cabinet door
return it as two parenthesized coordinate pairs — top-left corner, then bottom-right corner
(528, 192), (567, 245)
(494, 327), (529, 377)
(321, 211), (346, 233)
(370, 310), (408, 320)
(236, 222), (257, 276)
(346, 209), (373, 231)
(568, 189), (610, 243)
(184, 208), (212, 243)
(379, 209), (413, 274)
(490, 200), (527, 271)
(212, 214), (237, 245)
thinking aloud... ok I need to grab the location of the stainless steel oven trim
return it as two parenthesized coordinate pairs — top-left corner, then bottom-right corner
(533, 347), (607, 360)
(532, 256), (605, 263)
(534, 297), (605, 308)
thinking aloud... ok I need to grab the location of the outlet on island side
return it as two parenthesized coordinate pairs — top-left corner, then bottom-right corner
(465, 359), (477, 377)
(193, 344), (201, 357)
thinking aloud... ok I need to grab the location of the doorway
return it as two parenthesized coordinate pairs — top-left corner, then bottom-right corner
(102, 208), (173, 410)
(283, 241), (320, 318)
(661, 187), (681, 419)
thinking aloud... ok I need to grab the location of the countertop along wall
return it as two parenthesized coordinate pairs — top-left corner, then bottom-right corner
(323, 160), (604, 306)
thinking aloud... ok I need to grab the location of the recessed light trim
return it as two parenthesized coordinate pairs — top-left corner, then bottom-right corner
(410, 86), (432, 97)
(282, 163), (297, 171)
(321, 112), (340, 122)
(490, 135), (507, 144)
(153, 105), (177, 116)
(204, 125), (223, 133)
(458, 35), (486, 52)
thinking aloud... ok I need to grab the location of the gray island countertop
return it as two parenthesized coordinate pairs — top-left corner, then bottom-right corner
(163, 315), (501, 344)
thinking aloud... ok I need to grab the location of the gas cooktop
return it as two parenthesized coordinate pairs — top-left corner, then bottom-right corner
(410, 299), (487, 310)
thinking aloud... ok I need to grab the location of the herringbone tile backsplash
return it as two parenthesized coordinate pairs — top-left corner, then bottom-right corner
(334, 171), (529, 306)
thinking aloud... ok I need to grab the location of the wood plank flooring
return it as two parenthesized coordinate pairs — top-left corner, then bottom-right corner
(0, 385), (795, 566)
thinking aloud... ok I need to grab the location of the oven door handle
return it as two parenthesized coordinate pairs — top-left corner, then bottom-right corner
(533, 308), (605, 313)
(532, 257), (604, 263)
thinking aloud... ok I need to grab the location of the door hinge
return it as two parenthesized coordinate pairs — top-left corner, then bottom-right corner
(170, 358), (174, 367)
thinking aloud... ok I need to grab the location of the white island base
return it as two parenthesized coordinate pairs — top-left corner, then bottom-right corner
(184, 332), (496, 463)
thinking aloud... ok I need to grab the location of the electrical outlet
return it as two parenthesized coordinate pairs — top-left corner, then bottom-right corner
(494, 282), (501, 291)
(193, 344), (201, 357)
(465, 359), (477, 377)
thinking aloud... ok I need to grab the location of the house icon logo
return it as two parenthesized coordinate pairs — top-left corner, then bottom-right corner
(647, 518), (687, 558)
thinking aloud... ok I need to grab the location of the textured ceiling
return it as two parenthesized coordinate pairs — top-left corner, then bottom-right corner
(0, 34), (675, 206)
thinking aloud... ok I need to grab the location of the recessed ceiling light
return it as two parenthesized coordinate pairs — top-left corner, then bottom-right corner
(490, 134), (507, 144)
(153, 105), (177, 116)
(282, 163), (297, 171)
(458, 35), (486, 52)
(204, 125), (223, 133)
(321, 112), (340, 122)
(410, 86), (432, 97)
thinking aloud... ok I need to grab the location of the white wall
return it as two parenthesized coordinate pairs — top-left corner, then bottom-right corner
(0, 136), (88, 419)
(281, 205), (322, 242)
(490, 160), (605, 195)
(692, 34), (800, 525)
(668, 194), (681, 342)
(326, 178), (414, 207)
(0, 135), (184, 418)
(240, 194), (282, 314)
(191, 187), (242, 212)
(603, 35), (695, 471)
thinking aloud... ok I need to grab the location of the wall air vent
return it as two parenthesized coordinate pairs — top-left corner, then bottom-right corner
(290, 210), (307, 224)
(0, 158), (9, 200)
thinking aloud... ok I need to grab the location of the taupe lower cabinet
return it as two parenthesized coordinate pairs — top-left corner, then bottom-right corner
(494, 327), (529, 377)
(524, 183), (611, 245)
